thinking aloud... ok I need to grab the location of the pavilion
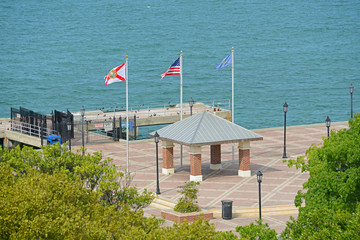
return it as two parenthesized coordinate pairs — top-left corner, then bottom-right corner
(150, 112), (263, 181)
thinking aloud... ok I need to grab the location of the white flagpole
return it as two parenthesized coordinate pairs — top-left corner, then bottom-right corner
(180, 50), (183, 167)
(232, 47), (235, 162)
(126, 55), (129, 174)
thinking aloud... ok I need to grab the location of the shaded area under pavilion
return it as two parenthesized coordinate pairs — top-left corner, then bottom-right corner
(150, 112), (263, 181)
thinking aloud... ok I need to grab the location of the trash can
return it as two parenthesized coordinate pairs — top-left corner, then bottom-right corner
(221, 200), (233, 220)
(46, 134), (61, 145)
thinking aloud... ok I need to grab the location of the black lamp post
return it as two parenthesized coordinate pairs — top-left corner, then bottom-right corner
(257, 171), (263, 220)
(350, 84), (354, 118)
(81, 106), (85, 155)
(325, 116), (331, 137)
(154, 131), (161, 195)
(283, 102), (288, 158)
(189, 97), (195, 116)
(67, 121), (72, 151)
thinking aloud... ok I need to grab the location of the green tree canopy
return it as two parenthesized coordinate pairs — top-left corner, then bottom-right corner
(282, 114), (360, 239)
(0, 144), (222, 239)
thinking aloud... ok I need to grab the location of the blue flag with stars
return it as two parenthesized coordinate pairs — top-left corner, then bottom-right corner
(215, 53), (232, 70)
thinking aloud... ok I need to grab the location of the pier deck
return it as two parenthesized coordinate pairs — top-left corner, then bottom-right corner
(72, 102), (231, 128)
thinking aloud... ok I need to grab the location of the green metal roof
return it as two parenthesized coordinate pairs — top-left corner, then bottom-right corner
(150, 112), (263, 146)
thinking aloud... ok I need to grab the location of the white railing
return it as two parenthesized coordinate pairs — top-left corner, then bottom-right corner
(8, 120), (56, 138)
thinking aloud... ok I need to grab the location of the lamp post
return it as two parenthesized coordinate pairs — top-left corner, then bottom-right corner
(189, 97), (195, 116)
(350, 84), (354, 118)
(325, 116), (331, 137)
(81, 106), (85, 155)
(154, 131), (161, 195)
(257, 171), (263, 220)
(283, 102), (288, 158)
(67, 121), (72, 151)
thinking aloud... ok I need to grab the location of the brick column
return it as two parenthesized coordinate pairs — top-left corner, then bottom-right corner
(238, 141), (251, 177)
(162, 141), (174, 175)
(190, 146), (202, 182)
(210, 144), (222, 170)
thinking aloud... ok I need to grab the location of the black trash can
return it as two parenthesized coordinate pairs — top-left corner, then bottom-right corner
(221, 200), (233, 220)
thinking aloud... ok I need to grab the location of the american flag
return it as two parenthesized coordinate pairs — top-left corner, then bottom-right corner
(160, 57), (180, 80)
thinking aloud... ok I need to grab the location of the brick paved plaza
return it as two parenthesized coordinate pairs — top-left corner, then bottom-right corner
(80, 121), (348, 233)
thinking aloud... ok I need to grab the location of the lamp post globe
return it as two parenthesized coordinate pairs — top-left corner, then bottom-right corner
(257, 171), (263, 220)
(154, 131), (160, 195)
(257, 170), (263, 183)
(189, 97), (195, 116)
(325, 116), (331, 137)
(283, 102), (288, 113)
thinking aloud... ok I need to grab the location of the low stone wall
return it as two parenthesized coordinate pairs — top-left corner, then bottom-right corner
(161, 209), (213, 223)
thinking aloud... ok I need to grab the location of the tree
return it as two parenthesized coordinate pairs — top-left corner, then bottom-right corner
(236, 219), (277, 240)
(0, 145), (221, 239)
(282, 114), (360, 239)
(0, 143), (154, 211)
(0, 163), (163, 239)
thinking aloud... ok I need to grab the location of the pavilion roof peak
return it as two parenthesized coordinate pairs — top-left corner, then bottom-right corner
(150, 112), (263, 146)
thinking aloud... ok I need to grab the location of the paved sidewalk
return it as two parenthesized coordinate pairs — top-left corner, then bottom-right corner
(80, 121), (348, 233)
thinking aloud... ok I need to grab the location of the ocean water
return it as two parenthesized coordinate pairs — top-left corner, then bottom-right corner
(0, 0), (359, 130)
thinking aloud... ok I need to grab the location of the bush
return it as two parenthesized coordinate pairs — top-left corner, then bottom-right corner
(174, 181), (201, 213)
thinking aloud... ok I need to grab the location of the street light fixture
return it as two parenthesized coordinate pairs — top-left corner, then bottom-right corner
(67, 121), (72, 151)
(283, 102), (288, 158)
(325, 116), (331, 137)
(257, 171), (263, 220)
(350, 84), (354, 118)
(189, 97), (195, 116)
(154, 131), (161, 195)
(81, 106), (85, 155)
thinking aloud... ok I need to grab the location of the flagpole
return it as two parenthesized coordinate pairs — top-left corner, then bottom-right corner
(180, 50), (183, 168)
(232, 47), (235, 162)
(126, 55), (129, 175)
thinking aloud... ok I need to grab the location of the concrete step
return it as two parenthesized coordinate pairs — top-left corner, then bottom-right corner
(211, 205), (299, 218)
(150, 197), (176, 210)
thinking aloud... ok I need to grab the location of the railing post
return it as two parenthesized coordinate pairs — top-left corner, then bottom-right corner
(119, 116), (122, 140)
(86, 120), (89, 143)
(113, 117), (116, 141)
(134, 115), (137, 140)
(41, 118), (44, 146)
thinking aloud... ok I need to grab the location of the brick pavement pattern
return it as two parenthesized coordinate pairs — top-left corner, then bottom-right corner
(79, 122), (348, 234)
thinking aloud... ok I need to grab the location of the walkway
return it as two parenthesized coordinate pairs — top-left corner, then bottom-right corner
(80, 121), (348, 233)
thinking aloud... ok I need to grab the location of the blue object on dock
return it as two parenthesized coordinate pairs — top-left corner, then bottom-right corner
(46, 134), (61, 145)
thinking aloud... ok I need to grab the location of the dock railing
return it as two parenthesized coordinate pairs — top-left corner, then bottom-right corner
(9, 119), (57, 138)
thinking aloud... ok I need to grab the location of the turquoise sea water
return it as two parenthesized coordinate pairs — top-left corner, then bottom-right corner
(1, 0), (359, 130)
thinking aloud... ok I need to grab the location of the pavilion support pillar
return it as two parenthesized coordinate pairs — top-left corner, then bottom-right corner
(210, 144), (222, 170)
(238, 141), (251, 177)
(162, 141), (174, 175)
(190, 146), (202, 182)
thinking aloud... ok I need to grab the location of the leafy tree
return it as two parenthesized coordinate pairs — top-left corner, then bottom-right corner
(0, 163), (163, 239)
(0, 145), (222, 239)
(235, 219), (277, 240)
(160, 217), (219, 239)
(0, 143), (154, 211)
(282, 114), (360, 239)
